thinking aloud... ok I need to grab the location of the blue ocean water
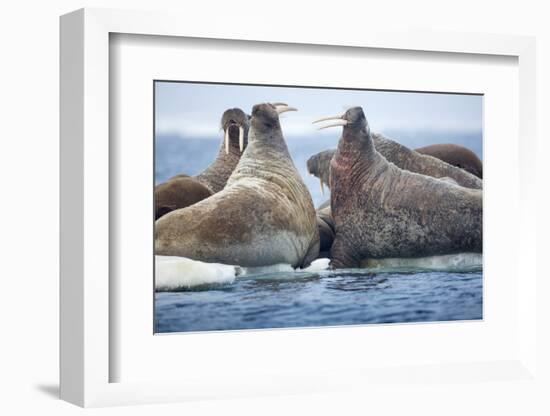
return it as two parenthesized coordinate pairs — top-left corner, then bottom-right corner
(155, 268), (482, 333)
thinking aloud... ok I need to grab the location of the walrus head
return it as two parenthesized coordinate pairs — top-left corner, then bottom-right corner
(306, 149), (335, 194)
(314, 107), (369, 134)
(220, 108), (250, 154)
(249, 103), (297, 137)
(313, 106), (372, 158)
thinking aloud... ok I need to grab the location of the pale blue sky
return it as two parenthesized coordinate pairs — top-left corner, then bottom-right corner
(155, 81), (483, 139)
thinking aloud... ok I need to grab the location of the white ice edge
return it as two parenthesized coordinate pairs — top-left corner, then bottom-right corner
(155, 257), (330, 290)
(155, 256), (237, 290)
(155, 254), (481, 291)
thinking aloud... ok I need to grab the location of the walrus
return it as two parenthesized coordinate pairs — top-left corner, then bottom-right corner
(154, 108), (250, 219)
(155, 103), (320, 268)
(306, 136), (480, 257)
(314, 107), (482, 269)
(195, 108), (251, 193)
(415, 143), (483, 178)
(155, 175), (213, 219)
(306, 136), (482, 191)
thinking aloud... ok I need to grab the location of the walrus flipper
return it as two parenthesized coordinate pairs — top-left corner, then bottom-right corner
(329, 237), (361, 269)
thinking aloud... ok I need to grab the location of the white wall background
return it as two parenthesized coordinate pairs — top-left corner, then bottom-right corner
(0, 1), (548, 415)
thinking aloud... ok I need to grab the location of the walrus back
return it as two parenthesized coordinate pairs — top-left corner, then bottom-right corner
(415, 143), (483, 178)
(372, 133), (482, 190)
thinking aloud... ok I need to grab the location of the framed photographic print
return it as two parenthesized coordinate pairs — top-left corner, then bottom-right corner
(153, 81), (484, 334)
(60, 8), (538, 407)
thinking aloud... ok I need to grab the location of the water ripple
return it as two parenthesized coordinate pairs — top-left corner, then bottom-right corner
(155, 269), (482, 333)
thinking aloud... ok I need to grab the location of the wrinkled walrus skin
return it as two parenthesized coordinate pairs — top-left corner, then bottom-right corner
(307, 134), (482, 191)
(155, 103), (320, 268)
(327, 107), (482, 269)
(415, 143), (483, 179)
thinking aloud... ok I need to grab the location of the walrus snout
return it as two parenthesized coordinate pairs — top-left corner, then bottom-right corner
(226, 123), (240, 134)
(221, 108), (250, 153)
(252, 103), (297, 117)
(306, 155), (318, 176)
(221, 108), (248, 126)
(313, 106), (367, 130)
(251, 103), (297, 132)
(343, 107), (367, 127)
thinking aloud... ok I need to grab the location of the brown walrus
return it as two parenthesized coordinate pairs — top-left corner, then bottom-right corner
(195, 108), (250, 193)
(154, 108), (250, 219)
(155, 103), (320, 268)
(306, 136), (482, 191)
(415, 143), (482, 178)
(155, 175), (213, 220)
(314, 107), (482, 269)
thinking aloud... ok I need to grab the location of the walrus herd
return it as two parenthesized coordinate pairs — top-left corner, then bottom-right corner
(155, 103), (482, 270)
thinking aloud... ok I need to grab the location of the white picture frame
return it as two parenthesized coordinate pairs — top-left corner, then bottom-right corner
(60, 7), (538, 407)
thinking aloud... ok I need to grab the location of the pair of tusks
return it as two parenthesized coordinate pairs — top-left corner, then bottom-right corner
(311, 113), (346, 195)
(312, 114), (348, 130)
(224, 125), (245, 154)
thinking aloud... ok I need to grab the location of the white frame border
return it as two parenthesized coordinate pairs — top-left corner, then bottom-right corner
(60, 7), (537, 407)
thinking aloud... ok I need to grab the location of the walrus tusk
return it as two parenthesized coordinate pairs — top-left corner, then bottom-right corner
(238, 126), (244, 152)
(312, 115), (345, 124)
(224, 128), (229, 154)
(320, 179), (325, 195)
(317, 120), (348, 130)
(271, 102), (288, 107)
(275, 105), (298, 114)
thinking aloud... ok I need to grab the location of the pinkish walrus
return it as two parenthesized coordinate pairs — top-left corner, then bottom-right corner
(314, 107), (482, 269)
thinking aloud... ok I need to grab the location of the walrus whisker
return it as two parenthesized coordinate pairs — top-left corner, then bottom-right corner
(312, 115), (345, 124)
(317, 120), (348, 130)
(238, 126), (244, 152)
(224, 128), (229, 154)
(275, 106), (298, 114)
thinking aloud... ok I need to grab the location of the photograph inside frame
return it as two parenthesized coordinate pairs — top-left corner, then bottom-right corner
(153, 81), (483, 333)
